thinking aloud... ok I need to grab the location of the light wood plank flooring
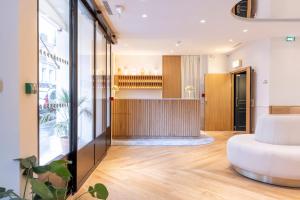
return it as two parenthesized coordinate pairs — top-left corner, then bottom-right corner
(76, 132), (300, 200)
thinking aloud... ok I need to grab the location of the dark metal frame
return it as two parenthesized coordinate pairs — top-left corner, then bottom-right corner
(69, 0), (79, 192)
(38, 0), (114, 193)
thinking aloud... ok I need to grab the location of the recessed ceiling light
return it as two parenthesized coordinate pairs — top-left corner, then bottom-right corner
(215, 47), (234, 53)
(175, 41), (182, 47)
(243, 29), (249, 33)
(115, 5), (125, 17)
(142, 14), (148, 18)
(229, 39), (234, 42)
(200, 19), (206, 23)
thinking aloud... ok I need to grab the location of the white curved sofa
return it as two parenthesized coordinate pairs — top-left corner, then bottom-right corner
(227, 115), (300, 187)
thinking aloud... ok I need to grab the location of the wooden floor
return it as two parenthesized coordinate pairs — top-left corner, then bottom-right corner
(77, 132), (300, 200)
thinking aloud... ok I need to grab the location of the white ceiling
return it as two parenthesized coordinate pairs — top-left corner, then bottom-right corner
(103, 0), (300, 55)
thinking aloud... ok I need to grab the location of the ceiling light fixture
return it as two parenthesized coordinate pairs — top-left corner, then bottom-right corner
(115, 5), (125, 18)
(200, 19), (206, 23)
(243, 29), (249, 33)
(175, 41), (182, 47)
(229, 39), (234, 42)
(142, 14), (148, 18)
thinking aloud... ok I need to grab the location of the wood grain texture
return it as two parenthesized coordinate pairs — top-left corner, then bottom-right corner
(112, 99), (201, 137)
(205, 74), (232, 131)
(162, 56), (181, 98)
(269, 106), (300, 114)
(76, 131), (300, 200)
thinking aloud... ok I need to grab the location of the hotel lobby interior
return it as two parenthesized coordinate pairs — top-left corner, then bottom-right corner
(1, 0), (300, 199)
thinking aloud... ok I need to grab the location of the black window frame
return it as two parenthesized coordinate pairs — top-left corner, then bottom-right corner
(37, 0), (115, 193)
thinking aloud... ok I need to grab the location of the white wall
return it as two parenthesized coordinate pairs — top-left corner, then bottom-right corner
(0, 0), (20, 192)
(0, 0), (38, 194)
(229, 39), (271, 130)
(207, 54), (228, 73)
(114, 55), (162, 99)
(255, 0), (271, 18)
(271, 0), (300, 19)
(270, 37), (300, 105)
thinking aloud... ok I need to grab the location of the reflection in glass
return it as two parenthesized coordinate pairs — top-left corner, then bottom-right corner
(78, 2), (94, 149)
(232, 0), (300, 20)
(39, 0), (70, 165)
(96, 25), (107, 137)
(106, 43), (111, 127)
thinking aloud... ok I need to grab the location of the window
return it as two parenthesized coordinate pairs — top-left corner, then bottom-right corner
(39, 0), (70, 165)
(96, 25), (107, 137)
(77, 1), (94, 149)
(106, 43), (111, 127)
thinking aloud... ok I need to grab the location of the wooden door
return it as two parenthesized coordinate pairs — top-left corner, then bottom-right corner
(205, 74), (232, 131)
(162, 56), (181, 98)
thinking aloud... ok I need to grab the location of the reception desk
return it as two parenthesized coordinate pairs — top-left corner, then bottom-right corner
(112, 99), (201, 138)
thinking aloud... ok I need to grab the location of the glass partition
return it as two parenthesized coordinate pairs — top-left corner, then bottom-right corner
(39, 0), (70, 165)
(106, 43), (111, 128)
(39, 0), (112, 190)
(96, 25), (107, 138)
(106, 43), (112, 146)
(95, 23), (108, 162)
(77, 2), (94, 150)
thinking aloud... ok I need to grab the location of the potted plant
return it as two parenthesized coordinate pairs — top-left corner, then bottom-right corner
(40, 89), (93, 150)
(0, 156), (108, 200)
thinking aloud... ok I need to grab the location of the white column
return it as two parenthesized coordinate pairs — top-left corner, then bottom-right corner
(0, 0), (38, 195)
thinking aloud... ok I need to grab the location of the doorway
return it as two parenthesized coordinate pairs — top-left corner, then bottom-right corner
(204, 67), (253, 133)
(204, 74), (232, 131)
(231, 66), (253, 133)
(234, 72), (246, 131)
(38, 0), (113, 193)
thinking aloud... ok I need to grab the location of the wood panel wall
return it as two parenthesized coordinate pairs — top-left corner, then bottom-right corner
(269, 106), (300, 114)
(162, 56), (181, 98)
(112, 99), (201, 138)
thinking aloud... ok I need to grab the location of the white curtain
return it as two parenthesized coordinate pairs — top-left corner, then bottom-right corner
(181, 55), (208, 129)
(181, 56), (202, 99)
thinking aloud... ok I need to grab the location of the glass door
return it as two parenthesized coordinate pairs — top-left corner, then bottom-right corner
(106, 42), (112, 145)
(39, 0), (112, 192)
(95, 23), (107, 162)
(38, 0), (70, 165)
(77, 0), (95, 186)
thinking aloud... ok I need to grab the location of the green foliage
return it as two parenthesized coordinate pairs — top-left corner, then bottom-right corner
(0, 156), (108, 200)
(30, 179), (54, 200)
(88, 184), (109, 199)
(40, 89), (92, 138)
